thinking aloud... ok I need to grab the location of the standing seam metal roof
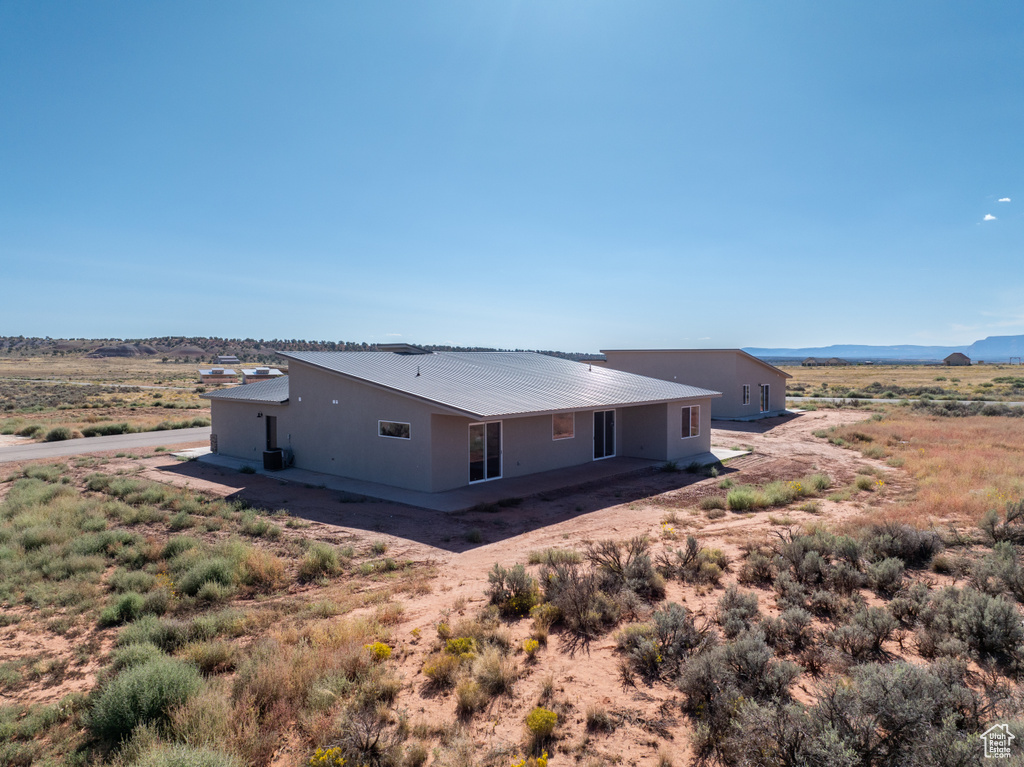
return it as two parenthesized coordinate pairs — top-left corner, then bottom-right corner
(200, 376), (289, 403)
(277, 351), (719, 419)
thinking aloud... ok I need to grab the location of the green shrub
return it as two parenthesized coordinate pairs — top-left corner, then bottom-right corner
(109, 642), (165, 672)
(117, 616), (191, 652)
(727, 487), (757, 511)
(88, 656), (202, 741)
(177, 558), (236, 597)
(525, 706), (557, 738)
(866, 557), (905, 596)
(717, 585), (761, 639)
(44, 427), (74, 442)
(299, 542), (340, 582)
(487, 563), (539, 617)
(918, 586), (1024, 660)
(861, 522), (943, 567)
(162, 536), (201, 561)
(699, 496), (726, 511)
(109, 568), (156, 594)
(100, 592), (147, 626)
(132, 744), (242, 767)
(527, 548), (582, 566)
(422, 652), (460, 689)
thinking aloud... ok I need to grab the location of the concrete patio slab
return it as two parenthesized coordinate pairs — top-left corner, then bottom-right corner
(178, 447), (743, 513)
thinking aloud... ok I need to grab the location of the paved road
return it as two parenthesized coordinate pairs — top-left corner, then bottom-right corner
(788, 396), (1024, 406)
(0, 427), (211, 463)
(0, 377), (194, 391)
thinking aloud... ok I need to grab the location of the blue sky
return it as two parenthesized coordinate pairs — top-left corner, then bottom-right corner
(1, 2), (1021, 352)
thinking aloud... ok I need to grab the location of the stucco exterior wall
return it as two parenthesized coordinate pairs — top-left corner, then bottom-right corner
(599, 351), (788, 419)
(210, 399), (288, 461)
(285, 361), (436, 491)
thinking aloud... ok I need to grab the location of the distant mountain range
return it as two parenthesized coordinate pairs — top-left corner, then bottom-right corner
(744, 335), (1024, 363)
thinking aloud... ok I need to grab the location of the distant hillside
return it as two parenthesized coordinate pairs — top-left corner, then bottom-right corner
(0, 336), (595, 364)
(744, 335), (1024, 363)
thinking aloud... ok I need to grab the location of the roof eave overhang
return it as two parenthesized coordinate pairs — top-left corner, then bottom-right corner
(600, 348), (793, 379)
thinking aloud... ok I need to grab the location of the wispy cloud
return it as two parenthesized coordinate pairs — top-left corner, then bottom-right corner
(386, 333), (402, 337)
(984, 214), (997, 221)
(998, 197), (1011, 202)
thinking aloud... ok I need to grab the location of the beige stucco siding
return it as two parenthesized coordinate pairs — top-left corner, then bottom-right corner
(285, 361), (435, 491)
(210, 399), (288, 460)
(599, 351), (788, 419)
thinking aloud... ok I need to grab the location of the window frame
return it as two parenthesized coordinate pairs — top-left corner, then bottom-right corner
(681, 405), (700, 439)
(552, 412), (575, 441)
(378, 420), (411, 440)
(742, 384), (750, 405)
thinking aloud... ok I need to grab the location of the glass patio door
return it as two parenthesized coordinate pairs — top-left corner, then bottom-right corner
(469, 422), (502, 482)
(760, 384), (770, 412)
(593, 410), (615, 459)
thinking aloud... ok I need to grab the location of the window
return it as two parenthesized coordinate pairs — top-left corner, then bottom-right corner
(742, 385), (750, 405)
(760, 384), (770, 413)
(552, 413), (575, 440)
(378, 420), (411, 439)
(681, 405), (700, 438)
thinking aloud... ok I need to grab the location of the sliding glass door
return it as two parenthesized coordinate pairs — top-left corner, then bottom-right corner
(593, 410), (615, 460)
(469, 422), (502, 482)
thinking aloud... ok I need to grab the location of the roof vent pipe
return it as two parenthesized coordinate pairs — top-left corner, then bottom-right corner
(416, 366), (421, 377)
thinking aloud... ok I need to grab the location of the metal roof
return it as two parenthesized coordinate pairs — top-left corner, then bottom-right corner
(277, 351), (719, 419)
(201, 376), (289, 403)
(599, 348), (793, 379)
(240, 368), (283, 376)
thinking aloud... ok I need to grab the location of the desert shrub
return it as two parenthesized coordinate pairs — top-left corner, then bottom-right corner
(331, 706), (401, 767)
(918, 586), (1024, 661)
(726, 487), (757, 511)
(657, 536), (728, 585)
(162, 535), (201, 561)
(110, 642), (165, 672)
(525, 706), (557, 739)
(979, 499), (1024, 544)
(99, 592), (147, 626)
(826, 560), (866, 595)
(737, 550), (776, 585)
(109, 568), (156, 594)
(762, 607), (814, 653)
(773, 571), (808, 611)
(527, 548), (582, 566)
(586, 704), (614, 732)
(587, 537), (665, 600)
(238, 548), (286, 593)
(679, 633), (800, 762)
(866, 557), (905, 596)
(889, 581), (931, 626)
(541, 562), (620, 642)
(808, 589), (840, 618)
(180, 640), (235, 675)
(117, 616), (192, 653)
(699, 496), (726, 511)
(472, 647), (517, 696)
(487, 563), (539, 617)
(861, 522), (943, 567)
(177, 558), (236, 597)
(617, 602), (714, 680)
(455, 678), (486, 715)
(722, 660), (982, 767)
(422, 652), (461, 689)
(43, 427), (73, 442)
(365, 641), (392, 662)
(88, 656), (202, 741)
(299, 542), (340, 582)
(717, 586), (761, 639)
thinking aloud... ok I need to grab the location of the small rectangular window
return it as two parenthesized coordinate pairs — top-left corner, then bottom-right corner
(378, 420), (411, 439)
(742, 385), (750, 405)
(681, 405), (700, 438)
(552, 412), (575, 440)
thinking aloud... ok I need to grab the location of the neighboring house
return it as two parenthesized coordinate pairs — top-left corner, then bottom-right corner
(594, 349), (790, 420)
(218, 355), (240, 364)
(802, 357), (822, 367)
(202, 350), (721, 493)
(826, 357), (849, 366)
(944, 352), (971, 366)
(241, 367), (283, 384)
(198, 368), (237, 384)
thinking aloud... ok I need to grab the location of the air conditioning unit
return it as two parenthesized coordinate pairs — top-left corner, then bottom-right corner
(282, 448), (294, 467)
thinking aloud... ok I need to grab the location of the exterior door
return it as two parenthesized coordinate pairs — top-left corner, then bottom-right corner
(593, 410), (615, 459)
(265, 415), (278, 449)
(469, 422), (502, 482)
(760, 384), (770, 413)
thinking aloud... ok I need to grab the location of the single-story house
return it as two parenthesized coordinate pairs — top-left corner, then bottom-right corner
(802, 357), (822, 367)
(198, 368), (237, 384)
(593, 349), (790, 420)
(217, 355), (240, 364)
(201, 350), (721, 493)
(944, 353), (971, 366)
(241, 367), (284, 384)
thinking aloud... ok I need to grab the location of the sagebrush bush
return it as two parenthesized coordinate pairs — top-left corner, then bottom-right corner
(89, 656), (202, 741)
(132, 744), (242, 767)
(866, 557), (905, 596)
(177, 557), (236, 597)
(487, 563), (539, 617)
(298, 542), (340, 582)
(44, 426), (74, 442)
(99, 592), (147, 626)
(861, 522), (943, 567)
(717, 586), (761, 639)
(918, 586), (1024, 661)
(541, 562), (620, 642)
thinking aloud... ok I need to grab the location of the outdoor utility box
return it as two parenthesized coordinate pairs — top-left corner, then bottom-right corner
(263, 448), (284, 471)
